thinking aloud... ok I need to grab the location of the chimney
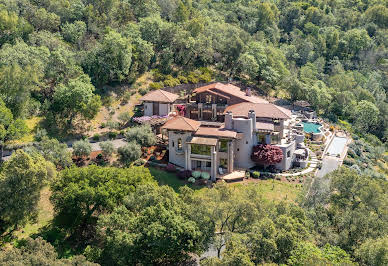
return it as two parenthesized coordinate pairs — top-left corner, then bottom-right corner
(225, 111), (233, 129)
(246, 87), (252, 97)
(248, 110), (256, 131)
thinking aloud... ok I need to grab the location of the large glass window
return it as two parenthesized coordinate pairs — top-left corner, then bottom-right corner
(191, 144), (211, 156)
(219, 140), (228, 152)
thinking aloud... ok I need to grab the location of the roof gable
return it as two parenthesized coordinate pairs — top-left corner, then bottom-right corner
(140, 89), (179, 103)
(161, 116), (201, 132)
(224, 103), (291, 119)
(193, 83), (268, 104)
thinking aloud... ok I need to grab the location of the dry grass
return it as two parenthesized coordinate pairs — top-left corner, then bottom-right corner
(15, 186), (54, 239)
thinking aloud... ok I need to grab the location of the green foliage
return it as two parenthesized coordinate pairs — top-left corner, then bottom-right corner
(0, 237), (97, 265)
(72, 139), (92, 158)
(29, 136), (72, 169)
(355, 236), (388, 266)
(302, 168), (388, 257)
(51, 74), (101, 129)
(124, 125), (155, 147)
(117, 141), (141, 165)
(0, 150), (55, 235)
(83, 30), (132, 86)
(288, 242), (354, 265)
(50, 165), (155, 233)
(99, 141), (115, 159)
(61, 20), (86, 44)
(96, 184), (209, 265)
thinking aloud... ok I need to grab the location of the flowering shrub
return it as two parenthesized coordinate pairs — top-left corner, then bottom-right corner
(176, 105), (186, 116)
(192, 171), (201, 179)
(166, 163), (176, 172)
(132, 115), (168, 124)
(188, 177), (196, 183)
(251, 144), (283, 165)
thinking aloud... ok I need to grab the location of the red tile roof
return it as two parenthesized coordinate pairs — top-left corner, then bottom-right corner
(140, 89), (179, 103)
(256, 121), (274, 131)
(224, 103), (291, 119)
(161, 116), (201, 132)
(193, 83), (268, 104)
(195, 126), (237, 139)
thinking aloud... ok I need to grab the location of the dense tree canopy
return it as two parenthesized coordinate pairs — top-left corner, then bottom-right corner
(50, 166), (155, 234)
(0, 150), (55, 235)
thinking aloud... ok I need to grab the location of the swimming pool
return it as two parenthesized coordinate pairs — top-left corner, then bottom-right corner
(302, 122), (322, 133)
(327, 137), (347, 156)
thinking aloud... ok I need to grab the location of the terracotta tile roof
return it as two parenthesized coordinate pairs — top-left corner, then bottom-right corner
(256, 121), (274, 131)
(187, 136), (218, 146)
(161, 116), (201, 132)
(195, 126), (237, 139)
(193, 83), (268, 104)
(224, 103), (291, 119)
(140, 89), (179, 103)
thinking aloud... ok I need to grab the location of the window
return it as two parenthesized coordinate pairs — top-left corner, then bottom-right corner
(246, 141), (248, 144)
(177, 139), (182, 150)
(206, 161), (211, 168)
(271, 134), (280, 144)
(172, 141), (174, 147)
(220, 159), (227, 168)
(287, 151), (291, 158)
(257, 133), (266, 144)
(219, 140), (228, 152)
(206, 95), (212, 103)
(191, 144), (211, 156)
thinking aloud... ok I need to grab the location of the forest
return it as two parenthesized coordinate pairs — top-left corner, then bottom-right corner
(0, 0), (387, 265)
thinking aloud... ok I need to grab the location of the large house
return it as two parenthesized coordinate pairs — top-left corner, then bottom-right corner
(141, 83), (307, 181)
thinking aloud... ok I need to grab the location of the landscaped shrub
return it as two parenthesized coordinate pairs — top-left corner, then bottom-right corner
(117, 141), (141, 166)
(177, 170), (192, 180)
(125, 125), (156, 147)
(100, 141), (115, 159)
(73, 139), (92, 158)
(92, 134), (100, 141)
(252, 171), (260, 179)
(108, 131), (118, 139)
(188, 177), (196, 183)
(106, 120), (120, 130)
(133, 158), (146, 166)
(201, 172), (210, 180)
(166, 163), (176, 172)
(192, 171), (201, 179)
(139, 87), (149, 95)
(149, 82), (163, 90)
(245, 171), (250, 178)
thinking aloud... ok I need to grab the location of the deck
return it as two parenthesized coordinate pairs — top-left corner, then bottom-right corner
(221, 170), (246, 183)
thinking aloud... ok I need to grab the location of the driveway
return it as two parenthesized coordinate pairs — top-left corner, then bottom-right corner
(316, 156), (341, 178)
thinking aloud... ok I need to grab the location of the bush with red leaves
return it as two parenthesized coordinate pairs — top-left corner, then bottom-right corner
(166, 163), (177, 172)
(177, 170), (192, 180)
(251, 144), (283, 165)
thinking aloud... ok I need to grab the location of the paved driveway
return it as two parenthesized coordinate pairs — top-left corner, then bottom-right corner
(316, 156), (341, 178)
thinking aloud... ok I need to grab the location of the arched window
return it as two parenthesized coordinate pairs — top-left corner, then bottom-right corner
(177, 138), (182, 150)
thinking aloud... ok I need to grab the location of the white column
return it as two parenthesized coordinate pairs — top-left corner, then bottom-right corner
(228, 141), (234, 173)
(211, 146), (217, 182)
(184, 145), (189, 170)
(187, 144), (191, 170)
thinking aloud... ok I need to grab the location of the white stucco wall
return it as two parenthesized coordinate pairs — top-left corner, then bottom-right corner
(232, 118), (256, 169)
(159, 103), (169, 116)
(275, 141), (296, 170)
(168, 131), (192, 168)
(144, 102), (153, 116)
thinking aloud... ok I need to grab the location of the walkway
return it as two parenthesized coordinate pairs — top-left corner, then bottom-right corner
(277, 149), (318, 177)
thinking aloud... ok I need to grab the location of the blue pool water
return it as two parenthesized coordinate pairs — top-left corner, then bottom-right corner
(327, 137), (347, 156)
(302, 122), (322, 133)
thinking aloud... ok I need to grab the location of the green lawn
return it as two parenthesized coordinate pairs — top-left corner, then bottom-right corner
(254, 180), (302, 202)
(148, 167), (201, 192)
